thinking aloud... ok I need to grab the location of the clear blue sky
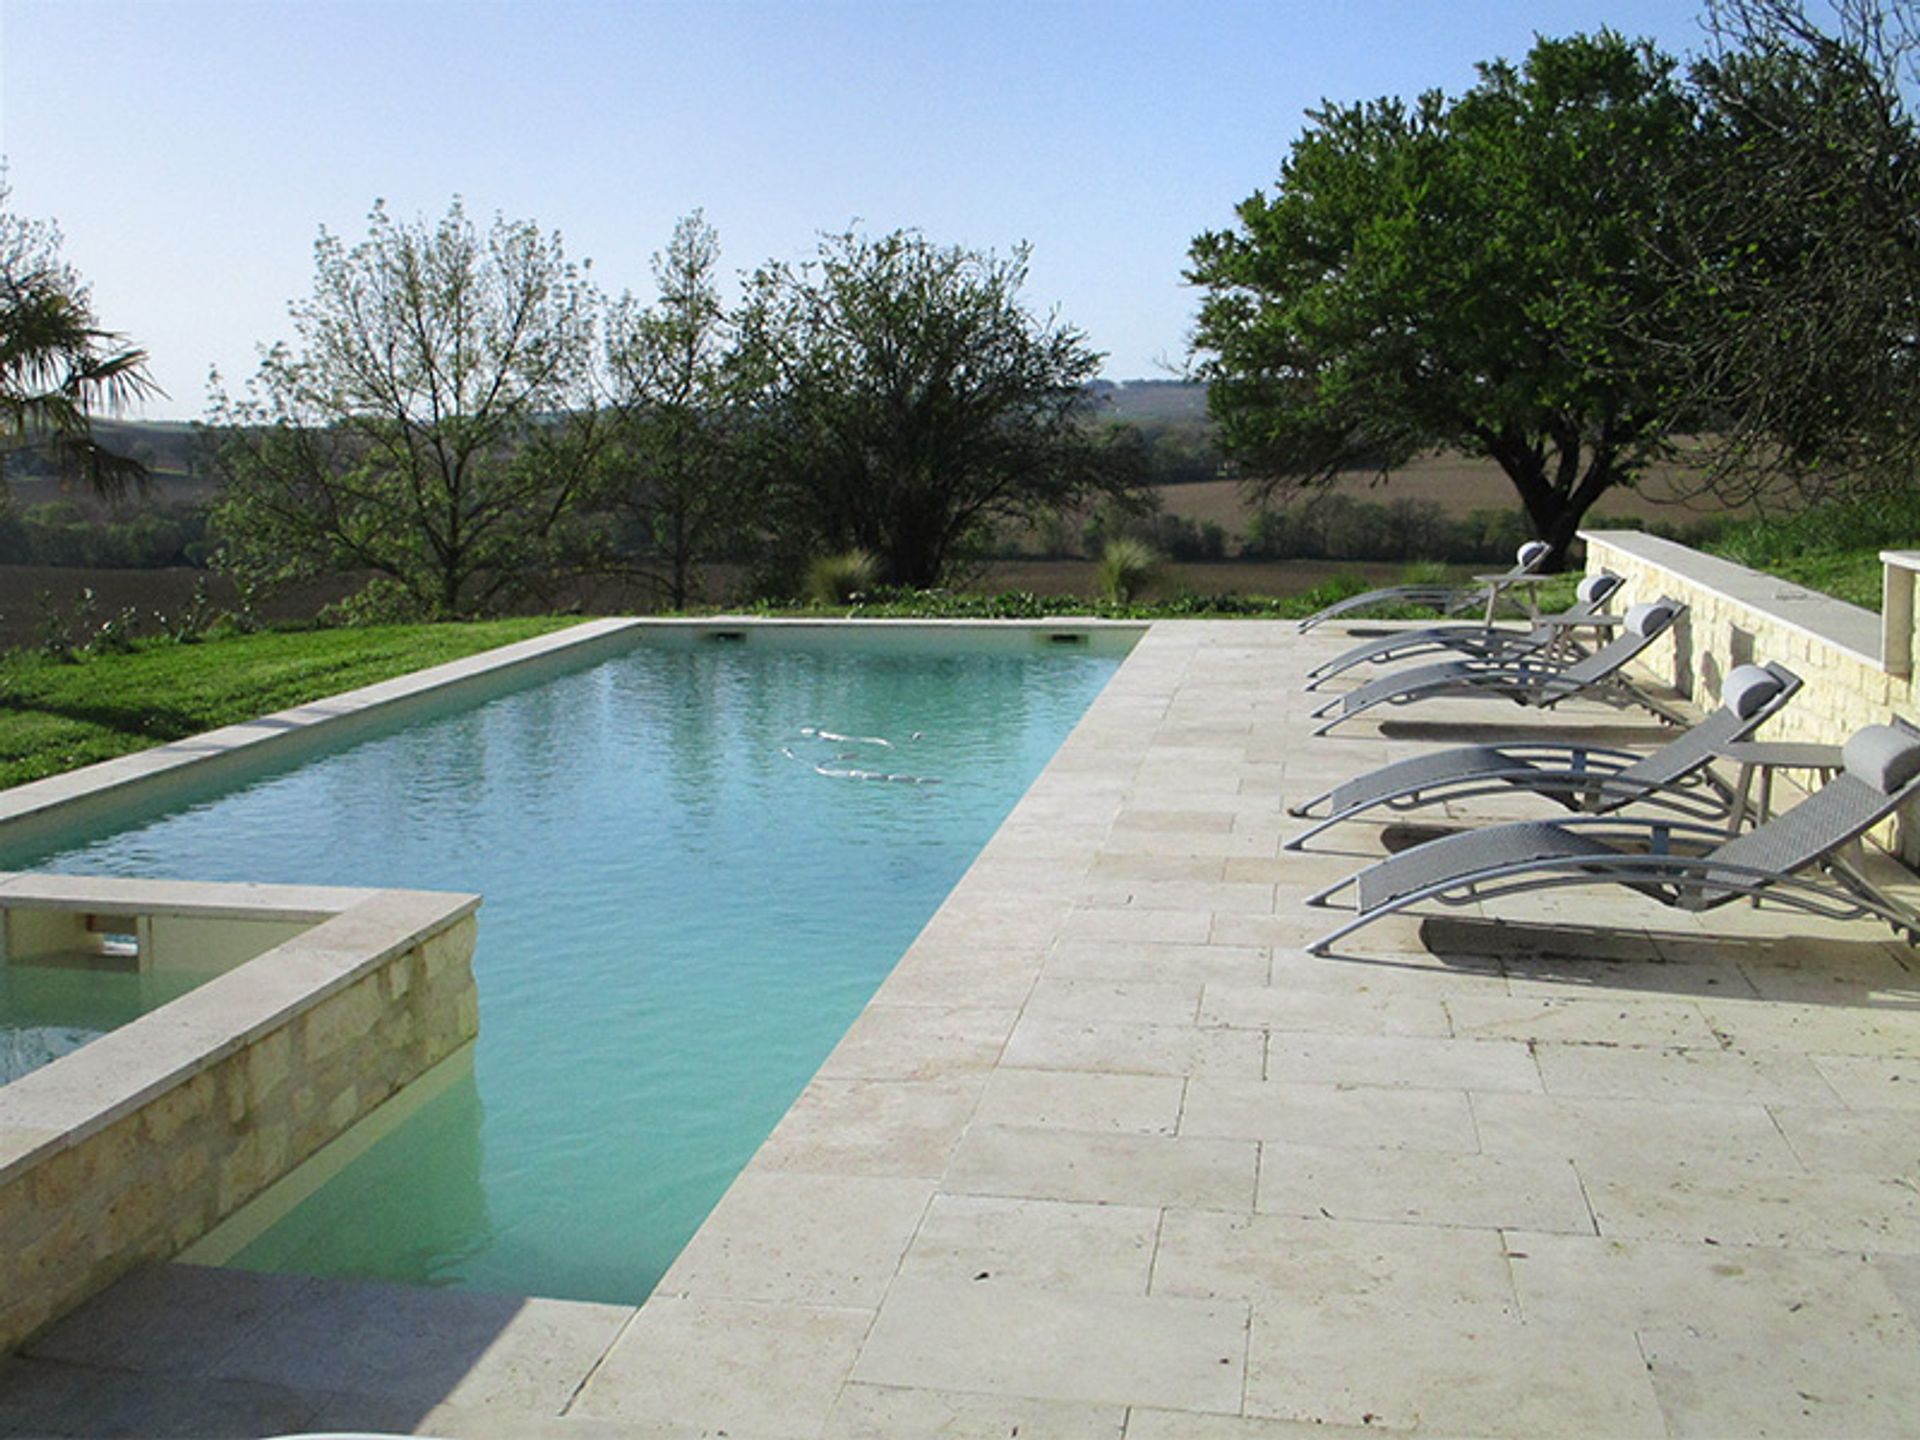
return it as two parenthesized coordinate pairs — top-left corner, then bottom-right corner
(1, 0), (1710, 419)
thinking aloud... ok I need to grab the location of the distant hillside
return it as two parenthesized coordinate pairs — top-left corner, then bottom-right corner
(30, 390), (1216, 498)
(1089, 380), (1209, 423)
(4, 417), (214, 511)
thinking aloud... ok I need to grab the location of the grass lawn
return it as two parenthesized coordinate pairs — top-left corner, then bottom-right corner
(0, 617), (580, 790)
(1704, 491), (1920, 612)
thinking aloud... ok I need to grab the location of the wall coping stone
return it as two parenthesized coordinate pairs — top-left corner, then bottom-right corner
(1582, 529), (1882, 666)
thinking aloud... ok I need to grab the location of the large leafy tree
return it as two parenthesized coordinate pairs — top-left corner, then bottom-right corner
(599, 212), (750, 609)
(208, 199), (602, 617)
(1189, 32), (1699, 565)
(0, 181), (159, 496)
(1668, 0), (1920, 498)
(733, 229), (1123, 589)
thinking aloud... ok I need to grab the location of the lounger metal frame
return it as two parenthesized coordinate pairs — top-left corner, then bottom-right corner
(1309, 598), (1688, 736)
(1297, 544), (1553, 634)
(1303, 574), (1625, 691)
(1305, 728), (1920, 956)
(1286, 662), (1802, 850)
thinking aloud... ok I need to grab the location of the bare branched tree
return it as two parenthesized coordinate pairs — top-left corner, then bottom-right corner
(1669, 0), (1920, 502)
(207, 199), (604, 617)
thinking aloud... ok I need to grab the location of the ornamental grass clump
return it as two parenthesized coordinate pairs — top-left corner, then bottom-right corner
(804, 549), (881, 606)
(1097, 537), (1162, 604)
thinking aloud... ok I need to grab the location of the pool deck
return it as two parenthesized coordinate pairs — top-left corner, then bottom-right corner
(5, 618), (1920, 1437)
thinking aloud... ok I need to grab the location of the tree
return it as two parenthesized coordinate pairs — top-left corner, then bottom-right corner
(207, 198), (602, 617)
(1188, 33), (1699, 566)
(599, 212), (749, 609)
(0, 181), (159, 496)
(1665, 0), (1920, 499)
(732, 229), (1124, 589)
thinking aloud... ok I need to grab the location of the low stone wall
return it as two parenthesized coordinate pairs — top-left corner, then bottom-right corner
(1582, 529), (1919, 858)
(1582, 530), (1909, 741)
(0, 878), (479, 1352)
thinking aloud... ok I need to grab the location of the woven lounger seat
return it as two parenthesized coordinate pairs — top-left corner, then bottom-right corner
(1307, 720), (1920, 956)
(1286, 662), (1800, 849)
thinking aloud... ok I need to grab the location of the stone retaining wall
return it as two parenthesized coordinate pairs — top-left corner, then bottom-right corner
(1582, 530), (1910, 741)
(1582, 529), (1918, 858)
(0, 879), (479, 1352)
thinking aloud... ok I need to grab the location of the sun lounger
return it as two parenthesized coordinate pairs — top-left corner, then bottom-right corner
(1309, 599), (1687, 736)
(1297, 541), (1552, 633)
(1286, 662), (1800, 849)
(1306, 719), (1920, 955)
(1304, 573), (1624, 690)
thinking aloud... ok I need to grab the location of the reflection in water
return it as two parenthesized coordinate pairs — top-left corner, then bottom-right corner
(232, 1071), (493, 1290)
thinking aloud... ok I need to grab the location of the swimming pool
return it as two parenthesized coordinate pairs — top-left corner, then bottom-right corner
(0, 630), (1125, 1302)
(0, 960), (202, 1085)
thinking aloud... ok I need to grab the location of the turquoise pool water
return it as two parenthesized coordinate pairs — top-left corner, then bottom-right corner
(0, 635), (1122, 1302)
(1, 962), (203, 1085)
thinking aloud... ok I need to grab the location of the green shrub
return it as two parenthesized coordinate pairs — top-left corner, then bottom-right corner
(319, 577), (432, 628)
(1396, 560), (1453, 586)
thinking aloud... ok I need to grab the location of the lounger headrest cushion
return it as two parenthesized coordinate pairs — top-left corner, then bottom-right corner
(1844, 725), (1920, 794)
(1721, 665), (1785, 720)
(1625, 601), (1677, 638)
(1577, 573), (1622, 605)
(1517, 541), (1550, 571)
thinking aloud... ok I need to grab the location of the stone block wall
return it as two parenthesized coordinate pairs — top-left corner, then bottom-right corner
(0, 883), (479, 1352)
(1582, 530), (1910, 741)
(1583, 529), (1918, 858)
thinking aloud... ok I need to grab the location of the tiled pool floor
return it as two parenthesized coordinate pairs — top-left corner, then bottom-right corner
(6, 618), (1920, 1437)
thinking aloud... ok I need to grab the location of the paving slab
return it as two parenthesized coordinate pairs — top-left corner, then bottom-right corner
(1180, 1076), (1480, 1152)
(944, 1124), (1258, 1210)
(971, 1065), (1185, 1135)
(570, 1295), (872, 1435)
(850, 1276), (1248, 1413)
(895, 1194), (1159, 1294)
(1256, 1140), (1595, 1234)
(653, 1171), (934, 1308)
(822, 1383), (1127, 1439)
(1243, 1306), (1665, 1436)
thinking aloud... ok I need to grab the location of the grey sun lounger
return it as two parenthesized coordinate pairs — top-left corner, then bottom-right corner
(1287, 662), (1801, 849)
(1309, 599), (1687, 736)
(1304, 573), (1625, 690)
(1306, 719), (1920, 956)
(1296, 541), (1551, 634)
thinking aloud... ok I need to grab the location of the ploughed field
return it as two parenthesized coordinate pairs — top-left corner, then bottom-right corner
(1152, 449), (1741, 533)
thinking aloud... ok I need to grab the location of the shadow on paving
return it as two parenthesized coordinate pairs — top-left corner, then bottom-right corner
(1413, 915), (1920, 1005)
(0, 1263), (628, 1438)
